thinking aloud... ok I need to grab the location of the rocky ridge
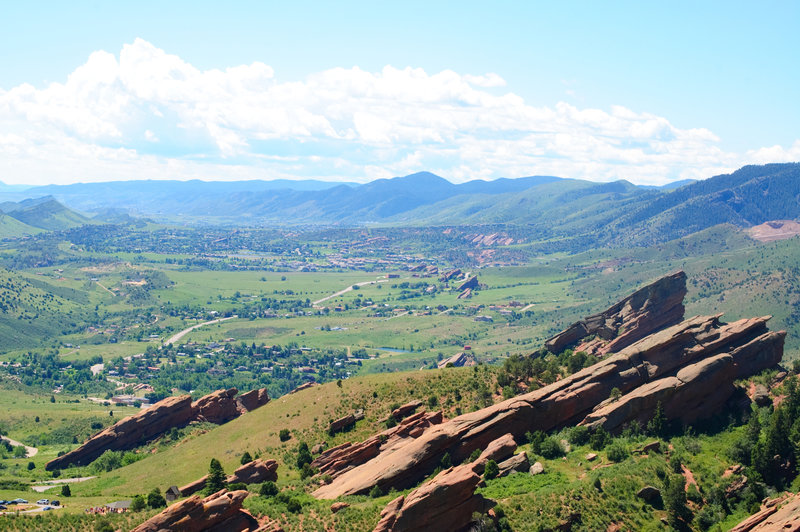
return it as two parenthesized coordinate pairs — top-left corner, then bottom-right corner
(313, 272), (785, 501)
(46, 387), (269, 471)
(545, 270), (687, 356)
(132, 489), (263, 532)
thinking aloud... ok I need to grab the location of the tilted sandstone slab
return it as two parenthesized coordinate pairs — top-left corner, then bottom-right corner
(46, 394), (194, 471)
(372, 456), (496, 532)
(180, 458), (279, 496)
(730, 492), (800, 532)
(315, 314), (781, 498)
(132, 489), (257, 532)
(581, 329), (785, 433)
(46, 387), (269, 471)
(312, 411), (442, 480)
(545, 270), (687, 356)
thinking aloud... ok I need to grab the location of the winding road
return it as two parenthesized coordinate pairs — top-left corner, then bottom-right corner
(163, 316), (236, 346)
(1, 436), (37, 457)
(313, 279), (389, 306)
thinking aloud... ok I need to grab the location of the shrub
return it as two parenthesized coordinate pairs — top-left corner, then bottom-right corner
(61, 484), (71, 497)
(568, 426), (590, 446)
(227, 482), (247, 491)
(484, 460), (499, 480)
(589, 427), (611, 450)
(130, 494), (146, 512)
(538, 437), (564, 459)
(147, 487), (166, 509)
(240, 451), (253, 465)
(260, 481), (278, 497)
(279, 429), (291, 442)
(369, 484), (383, 498)
(606, 442), (629, 462)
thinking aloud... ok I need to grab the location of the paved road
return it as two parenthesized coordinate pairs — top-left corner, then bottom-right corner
(313, 279), (388, 306)
(163, 316), (236, 346)
(1, 436), (37, 457)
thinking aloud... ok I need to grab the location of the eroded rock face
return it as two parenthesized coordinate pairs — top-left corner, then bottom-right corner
(131, 489), (256, 532)
(46, 388), (269, 471)
(545, 271), (687, 356)
(314, 313), (783, 498)
(730, 492), (800, 531)
(192, 388), (241, 424)
(372, 462), (493, 532)
(180, 458), (279, 496)
(312, 411), (442, 481)
(46, 395), (194, 471)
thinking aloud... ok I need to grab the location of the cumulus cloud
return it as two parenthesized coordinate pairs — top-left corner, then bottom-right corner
(0, 38), (796, 186)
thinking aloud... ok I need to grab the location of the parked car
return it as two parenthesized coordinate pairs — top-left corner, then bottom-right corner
(50, 500), (60, 507)
(10, 498), (27, 504)
(42, 506), (54, 511)
(36, 499), (49, 505)
(0, 504), (7, 510)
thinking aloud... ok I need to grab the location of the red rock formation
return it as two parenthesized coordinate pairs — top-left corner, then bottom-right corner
(236, 388), (270, 413)
(180, 459), (279, 496)
(289, 382), (317, 394)
(46, 388), (270, 471)
(389, 400), (423, 421)
(314, 313), (783, 498)
(440, 268), (462, 282)
(329, 414), (356, 434)
(730, 492), (800, 531)
(46, 395), (194, 471)
(372, 462), (493, 532)
(312, 411), (442, 481)
(192, 388), (241, 424)
(132, 489), (257, 532)
(458, 276), (479, 292)
(545, 270), (687, 356)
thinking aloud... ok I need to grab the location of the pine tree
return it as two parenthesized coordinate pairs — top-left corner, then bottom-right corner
(205, 458), (227, 494)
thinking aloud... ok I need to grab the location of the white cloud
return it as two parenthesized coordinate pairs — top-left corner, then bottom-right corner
(0, 38), (797, 187)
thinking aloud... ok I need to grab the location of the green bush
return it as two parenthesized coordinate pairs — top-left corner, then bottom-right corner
(484, 460), (499, 480)
(260, 481), (278, 497)
(538, 437), (564, 459)
(568, 426), (590, 446)
(369, 484), (383, 498)
(279, 429), (291, 442)
(606, 441), (629, 462)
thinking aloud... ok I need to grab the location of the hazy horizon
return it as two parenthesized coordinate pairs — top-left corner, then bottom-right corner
(1, 2), (798, 187)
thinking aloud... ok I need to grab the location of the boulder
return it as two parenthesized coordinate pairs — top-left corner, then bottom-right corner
(437, 352), (475, 369)
(314, 310), (784, 499)
(497, 452), (529, 477)
(390, 400), (423, 421)
(637, 486), (661, 502)
(585, 453), (598, 461)
(132, 489), (257, 532)
(753, 384), (771, 407)
(289, 382), (317, 394)
(529, 462), (544, 475)
(470, 433), (517, 475)
(330, 502), (350, 513)
(311, 442), (327, 455)
(329, 414), (356, 434)
(545, 271), (687, 356)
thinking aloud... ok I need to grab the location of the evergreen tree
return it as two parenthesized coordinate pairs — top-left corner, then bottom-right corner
(240, 451), (253, 465)
(205, 458), (227, 494)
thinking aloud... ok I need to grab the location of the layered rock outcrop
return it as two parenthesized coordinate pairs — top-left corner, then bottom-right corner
(132, 489), (259, 532)
(730, 492), (800, 531)
(180, 458), (279, 496)
(315, 310), (784, 498)
(312, 411), (442, 481)
(545, 271), (687, 356)
(46, 388), (269, 471)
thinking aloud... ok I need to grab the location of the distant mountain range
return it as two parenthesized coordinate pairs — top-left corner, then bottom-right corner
(1, 163), (798, 248)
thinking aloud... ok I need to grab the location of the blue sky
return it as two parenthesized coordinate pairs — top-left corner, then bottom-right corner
(0, 1), (798, 185)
